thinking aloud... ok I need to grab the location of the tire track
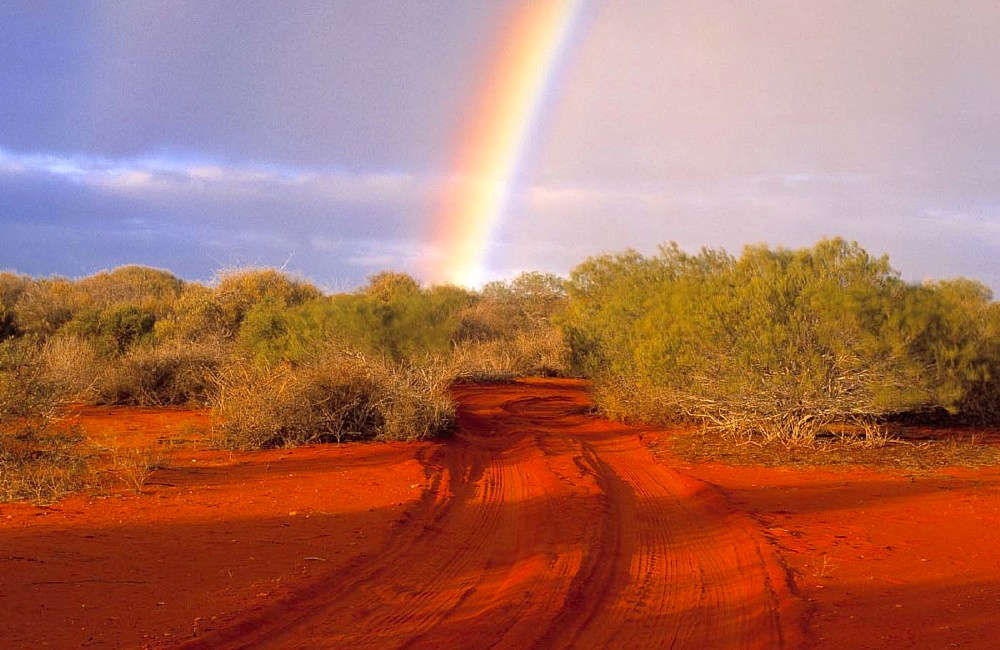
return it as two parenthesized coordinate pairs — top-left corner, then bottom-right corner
(179, 379), (801, 649)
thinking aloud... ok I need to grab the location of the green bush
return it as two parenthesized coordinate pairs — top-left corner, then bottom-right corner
(564, 239), (1000, 440)
(67, 304), (157, 354)
(236, 274), (475, 363)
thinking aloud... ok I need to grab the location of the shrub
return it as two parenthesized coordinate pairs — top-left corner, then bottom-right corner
(236, 278), (474, 363)
(457, 272), (566, 342)
(93, 340), (227, 406)
(211, 346), (454, 449)
(448, 327), (570, 382)
(0, 337), (89, 503)
(564, 239), (1000, 441)
(362, 271), (422, 301)
(0, 426), (90, 503)
(214, 268), (321, 333)
(13, 277), (88, 338)
(0, 272), (30, 340)
(77, 266), (183, 315)
(152, 284), (229, 342)
(108, 446), (165, 493)
(0, 337), (65, 426)
(40, 335), (102, 400)
(0, 306), (16, 341)
(66, 303), (157, 354)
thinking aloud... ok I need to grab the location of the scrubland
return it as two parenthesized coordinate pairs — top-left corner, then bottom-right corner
(1, 238), (999, 502)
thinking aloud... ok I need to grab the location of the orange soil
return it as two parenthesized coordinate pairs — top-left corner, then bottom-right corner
(1, 379), (998, 648)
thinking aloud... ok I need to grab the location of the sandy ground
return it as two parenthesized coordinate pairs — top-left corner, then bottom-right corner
(1, 379), (998, 648)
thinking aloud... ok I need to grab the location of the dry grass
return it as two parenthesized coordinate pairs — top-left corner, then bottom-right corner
(211, 346), (454, 450)
(448, 327), (570, 382)
(108, 445), (166, 493)
(663, 425), (1000, 471)
(0, 425), (91, 503)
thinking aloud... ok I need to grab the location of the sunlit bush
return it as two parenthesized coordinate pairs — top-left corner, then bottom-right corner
(214, 268), (322, 333)
(13, 277), (88, 338)
(0, 337), (90, 503)
(236, 273), (475, 363)
(77, 266), (183, 315)
(211, 346), (454, 449)
(93, 340), (227, 406)
(564, 239), (1000, 440)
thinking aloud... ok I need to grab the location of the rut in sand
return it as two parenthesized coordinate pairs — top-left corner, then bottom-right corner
(184, 378), (802, 649)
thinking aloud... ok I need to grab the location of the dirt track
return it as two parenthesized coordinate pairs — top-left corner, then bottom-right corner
(182, 379), (800, 648)
(7, 379), (998, 648)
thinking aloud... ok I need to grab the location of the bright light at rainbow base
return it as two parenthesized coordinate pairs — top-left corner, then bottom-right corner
(427, 0), (584, 288)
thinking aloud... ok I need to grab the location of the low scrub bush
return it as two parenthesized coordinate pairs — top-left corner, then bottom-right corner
(565, 239), (1000, 442)
(0, 338), (90, 503)
(108, 445), (166, 493)
(214, 267), (322, 334)
(1, 337), (65, 426)
(93, 340), (227, 406)
(448, 327), (570, 382)
(40, 335), (102, 400)
(0, 426), (90, 503)
(211, 346), (454, 449)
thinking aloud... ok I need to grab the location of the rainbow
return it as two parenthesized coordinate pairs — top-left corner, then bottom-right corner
(428, 0), (585, 287)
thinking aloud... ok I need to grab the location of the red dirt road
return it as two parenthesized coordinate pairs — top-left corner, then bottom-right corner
(3, 379), (998, 648)
(182, 379), (799, 649)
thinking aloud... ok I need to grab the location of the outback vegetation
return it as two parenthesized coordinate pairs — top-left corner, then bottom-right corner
(0, 265), (568, 499)
(1, 238), (998, 501)
(563, 238), (1000, 444)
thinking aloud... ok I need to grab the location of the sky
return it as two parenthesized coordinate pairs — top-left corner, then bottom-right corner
(2, 1), (999, 291)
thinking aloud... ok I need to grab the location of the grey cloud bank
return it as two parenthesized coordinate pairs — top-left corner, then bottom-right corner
(2, 1), (999, 290)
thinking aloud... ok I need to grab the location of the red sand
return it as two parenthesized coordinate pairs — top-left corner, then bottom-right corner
(1, 379), (998, 648)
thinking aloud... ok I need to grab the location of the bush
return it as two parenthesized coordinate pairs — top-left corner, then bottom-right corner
(0, 272), (30, 340)
(66, 303), (157, 354)
(93, 340), (227, 406)
(457, 272), (565, 342)
(214, 268), (322, 333)
(448, 327), (570, 382)
(77, 266), (183, 315)
(0, 426), (90, 503)
(236, 276), (475, 363)
(40, 335), (102, 400)
(13, 277), (88, 338)
(0, 337), (89, 503)
(211, 346), (454, 449)
(0, 337), (66, 426)
(564, 239), (1000, 441)
(152, 284), (229, 342)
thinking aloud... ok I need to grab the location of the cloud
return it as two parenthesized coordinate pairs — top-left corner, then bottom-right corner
(2, 3), (1000, 292)
(0, 147), (428, 206)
